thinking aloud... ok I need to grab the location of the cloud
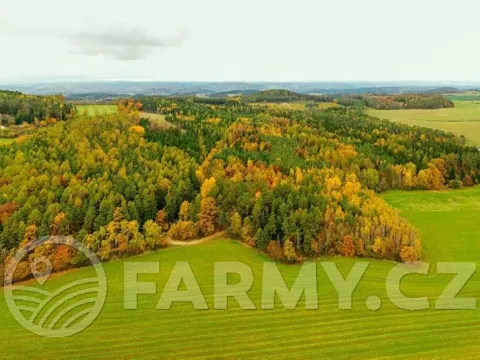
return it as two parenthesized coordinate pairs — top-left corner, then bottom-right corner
(68, 27), (188, 61)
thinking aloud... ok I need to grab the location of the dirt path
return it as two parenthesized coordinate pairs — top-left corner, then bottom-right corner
(166, 231), (227, 247)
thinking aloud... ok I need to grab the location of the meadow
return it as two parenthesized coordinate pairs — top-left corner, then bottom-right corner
(139, 112), (174, 129)
(0, 138), (14, 146)
(76, 105), (118, 117)
(368, 101), (480, 145)
(1, 187), (479, 359)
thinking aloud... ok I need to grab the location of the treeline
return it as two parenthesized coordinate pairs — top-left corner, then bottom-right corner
(241, 89), (335, 104)
(0, 90), (76, 125)
(347, 94), (455, 109)
(231, 89), (455, 110)
(311, 108), (480, 189)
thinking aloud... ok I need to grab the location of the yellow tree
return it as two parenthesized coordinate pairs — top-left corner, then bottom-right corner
(200, 177), (216, 199)
(197, 197), (218, 236)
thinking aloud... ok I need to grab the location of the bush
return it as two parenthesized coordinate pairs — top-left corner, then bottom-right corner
(168, 221), (198, 240)
(400, 246), (419, 262)
(448, 179), (463, 189)
(267, 241), (284, 261)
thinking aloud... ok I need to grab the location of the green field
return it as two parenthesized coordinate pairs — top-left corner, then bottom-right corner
(76, 105), (118, 117)
(368, 101), (480, 145)
(447, 93), (480, 101)
(0, 138), (14, 146)
(1, 187), (479, 359)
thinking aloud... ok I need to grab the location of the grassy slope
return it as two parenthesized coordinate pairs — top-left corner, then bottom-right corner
(76, 105), (118, 117)
(368, 101), (480, 145)
(1, 187), (479, 359)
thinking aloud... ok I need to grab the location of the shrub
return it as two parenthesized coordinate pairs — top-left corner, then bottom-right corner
(400, 246), (419, 262)
(168, 221), (198, 240)
(267, 241), (284, 261)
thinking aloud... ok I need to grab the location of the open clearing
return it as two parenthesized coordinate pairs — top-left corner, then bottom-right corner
(76, 105), (118, 117)
(140, 112), (175, 129)
(368, 101), (480, 145)
(0, 187), (479, 359)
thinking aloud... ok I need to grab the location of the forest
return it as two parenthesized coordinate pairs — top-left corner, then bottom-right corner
(0, 90), (76, 125)
(230, 89), (455, 110)
(1, 92), (479, 283)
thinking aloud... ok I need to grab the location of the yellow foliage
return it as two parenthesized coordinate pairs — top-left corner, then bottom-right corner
(129, 126), (145, 135)
(201, 177), (216, 198)
(400, 246), (419, 262)
(283, 239), (298, 262)
(168, 221), (198, 240)
(371, 237), (386, 257)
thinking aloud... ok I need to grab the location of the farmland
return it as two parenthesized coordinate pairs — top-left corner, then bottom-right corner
(368, 101), (480, 145)
(76, 105), (118, 117)
(1, 187), (479, 359)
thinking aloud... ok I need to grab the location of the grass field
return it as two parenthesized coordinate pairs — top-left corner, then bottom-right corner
(368, 101), (480, 145)
(76, 105), (118, 117)
(139, 112), (175, 129)
(447, 92), (480, 101)
(1, 187), (479, 359)
(0, 138), (14, 146)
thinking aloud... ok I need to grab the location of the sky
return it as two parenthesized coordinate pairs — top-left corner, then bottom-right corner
(0, 0), (479, 83)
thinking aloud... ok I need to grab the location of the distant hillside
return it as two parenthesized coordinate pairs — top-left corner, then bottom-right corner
(3, 81), (480, 98)
(423, 87), (460, 94)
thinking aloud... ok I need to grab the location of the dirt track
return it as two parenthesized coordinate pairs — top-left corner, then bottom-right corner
(166, 231), (226, 247)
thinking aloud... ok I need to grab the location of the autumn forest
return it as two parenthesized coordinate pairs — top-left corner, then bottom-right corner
(1, 91), (480, 283)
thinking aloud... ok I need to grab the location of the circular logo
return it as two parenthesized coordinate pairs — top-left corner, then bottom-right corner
(3, 236), (107, 338)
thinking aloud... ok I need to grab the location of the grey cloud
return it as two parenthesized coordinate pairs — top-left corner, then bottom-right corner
(68, 27), (188, 61)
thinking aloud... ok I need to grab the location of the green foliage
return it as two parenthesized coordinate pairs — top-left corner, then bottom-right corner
(0, 113), (198, 253)
(342, 94), (455, 109)
(0, 91), (75, 124)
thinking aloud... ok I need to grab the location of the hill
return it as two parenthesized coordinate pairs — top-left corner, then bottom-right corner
(2, 98), (479, 280)
(423, 87), (460, 94)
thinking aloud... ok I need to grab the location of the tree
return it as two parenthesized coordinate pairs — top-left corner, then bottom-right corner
(197, 197), (218, 236)
(267, 241), (283, 260)
(113, 207), (124, 223)
(143, 220), (164, 248)
(341, 235), (355, 257)
(400, 246), (419, 262)
(21, 224), (38, 246)
(155, 210), (169, 232)
(371, 237), (386, 258)
(283, 239), (298, 262)
(200, 177), (216, 198)
(168, 221), (198, 240)
(51, 212), (69, 236)
(52, 245), (73, 271)
(179, 201), (191, 221)
(228, 212), (242, 238)
(254, 228), (269, 251)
